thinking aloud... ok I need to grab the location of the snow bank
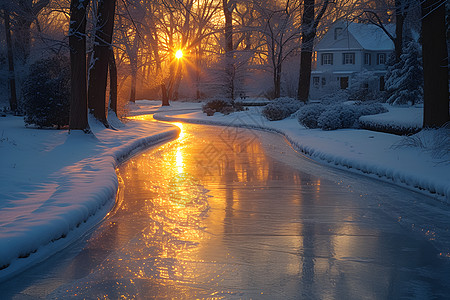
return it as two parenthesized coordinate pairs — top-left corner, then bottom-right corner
(0, 112), (179, 281)
(153, 102), (450, 203)
(359, 105), (422, 134)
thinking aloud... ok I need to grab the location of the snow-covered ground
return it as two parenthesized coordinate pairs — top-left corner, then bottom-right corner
(0, 99), (448, 282)
(0, 109), (179, 281)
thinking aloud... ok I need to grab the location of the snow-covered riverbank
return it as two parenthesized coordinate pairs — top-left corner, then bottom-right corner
(0, 110), (179, 281)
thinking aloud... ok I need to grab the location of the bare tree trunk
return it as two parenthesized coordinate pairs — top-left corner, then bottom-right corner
(161, 84), (170, 106)
(173, 62), (182, 100)
(223, 0), (234, 100)
(421, 0), (449, 127)
(393, 1), (404, 61)
(274, 67), (281, 99)
(109, 48), (118, 115)
(4, 9), (18, 113)
(129, 64), (137, 103)
(88, 0), (116, 126)
(68, 0), (89, 131)
(298, 33), (314, 102)
(297, 0), (329, 102)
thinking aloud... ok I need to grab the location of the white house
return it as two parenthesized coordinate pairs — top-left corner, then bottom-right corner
(310, 21), (395, 99)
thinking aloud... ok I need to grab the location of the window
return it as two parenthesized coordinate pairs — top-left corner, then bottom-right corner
(334, 27), (343, 40)
(377, 53), (386, 65)
(321, 53), (333, 65)
(364, 53), (371, 65)
(313, 77), (320, 87)
(321, 77), (326, 86)
(343, 53), (355, 64)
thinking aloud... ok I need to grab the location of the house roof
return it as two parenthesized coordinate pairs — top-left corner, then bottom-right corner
(315, 21), (395, 52)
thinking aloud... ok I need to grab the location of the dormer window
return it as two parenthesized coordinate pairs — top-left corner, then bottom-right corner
(334, 27), (343, 40)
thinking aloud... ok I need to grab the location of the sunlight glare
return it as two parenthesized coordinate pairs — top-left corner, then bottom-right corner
(173, 122), (185, 139)
(175, 49), (183, 59)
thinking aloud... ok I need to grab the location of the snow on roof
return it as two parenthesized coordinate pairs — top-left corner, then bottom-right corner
(315, 21), (395, 51)
(347, 22), (395, 51)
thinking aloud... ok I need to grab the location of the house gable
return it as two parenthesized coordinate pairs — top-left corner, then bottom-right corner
(315, 21), (394, 52)
(316, 23), (363, 51)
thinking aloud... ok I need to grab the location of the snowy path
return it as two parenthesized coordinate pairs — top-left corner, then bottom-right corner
(2, 124), (450, 299)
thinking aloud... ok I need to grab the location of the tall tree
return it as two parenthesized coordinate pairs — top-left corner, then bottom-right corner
(421, 0), (449, 127)
(88, 0), (117, 126)
(109, 48), (118, 115)
(68, 0), (89, 131)
(297, 0), (329, 102)
(223, 0), (234, 99)
(2, 7), (18, 113)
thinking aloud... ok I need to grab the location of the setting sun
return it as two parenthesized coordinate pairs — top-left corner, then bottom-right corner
(175, 49), (183, 59)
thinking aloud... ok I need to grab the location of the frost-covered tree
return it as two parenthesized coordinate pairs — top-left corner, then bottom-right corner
(385, 40), (423, 105)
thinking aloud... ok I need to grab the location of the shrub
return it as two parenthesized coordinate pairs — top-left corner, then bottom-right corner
(23, 56), (70, 128)
(262, 97), (303, 121)
(355, 102), (388, 116)
(299, 102), (388, 130)
(202, 98), (246, 116)
(318, 109), (343, 130)
(348, 70), (386, 102)
(297, 104), (326, 128)
(318, 103), (388, 130)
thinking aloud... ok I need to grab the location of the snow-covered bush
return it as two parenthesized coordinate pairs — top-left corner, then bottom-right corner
(301, 102), (388, 131)
(318, 104), (359, 130)
(319, 89), (349, 105)
(297, 104), (327, 128)
(202, 98), (246, 116)
(262, 97), (303, 121)
(385, 40), (423, 105)
(348, 70), (386, 102)
(22, 56), (70, 128)
(318, 109), (343, 130)
(355, 102), (388, 116)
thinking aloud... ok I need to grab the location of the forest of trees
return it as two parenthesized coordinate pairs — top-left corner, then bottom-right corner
(0, 0), (448, 130)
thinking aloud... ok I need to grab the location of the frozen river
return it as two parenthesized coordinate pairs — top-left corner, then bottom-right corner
(2, 123), (450, 299)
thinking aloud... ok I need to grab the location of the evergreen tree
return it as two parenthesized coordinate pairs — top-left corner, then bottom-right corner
(385, 40), (423, 105)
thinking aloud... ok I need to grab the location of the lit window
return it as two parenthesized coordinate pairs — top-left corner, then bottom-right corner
(364, 53), (371, 65)
(343, 53), (355, 64)
(377, 53), (386, 65)
(321, 53), (333, 65)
